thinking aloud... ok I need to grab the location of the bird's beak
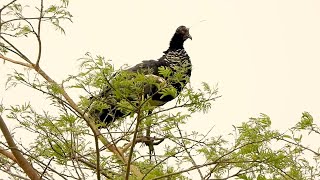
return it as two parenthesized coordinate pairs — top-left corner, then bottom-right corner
(187, 28), (192, 40)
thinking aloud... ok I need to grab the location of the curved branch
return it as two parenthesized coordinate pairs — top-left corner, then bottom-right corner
(0, 0), (17, 12)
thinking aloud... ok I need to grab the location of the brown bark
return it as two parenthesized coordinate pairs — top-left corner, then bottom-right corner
(0, 115), (40, 180)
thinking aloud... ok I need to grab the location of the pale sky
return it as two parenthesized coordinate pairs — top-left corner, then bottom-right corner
(1, 0), (320, 156)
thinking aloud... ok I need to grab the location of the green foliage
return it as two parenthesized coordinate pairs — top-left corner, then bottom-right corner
(158, 66), (172, 78)
(136, 161), (191, 180)
(0, 0), (72, 54)
(1, 50), (221, 179)
(296, 111), (314, 130)
(3, 51), (320, 179)
(177, 82), (217, 113)
(196, 113), (320, 180)
(1, 1), (320, 179)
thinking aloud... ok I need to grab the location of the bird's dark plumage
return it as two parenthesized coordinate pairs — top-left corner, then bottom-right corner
(91, 26), (192, 125)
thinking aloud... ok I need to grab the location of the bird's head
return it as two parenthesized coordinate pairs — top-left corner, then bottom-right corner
(176, 26), (192, 41)
(166, 25), (192, 51)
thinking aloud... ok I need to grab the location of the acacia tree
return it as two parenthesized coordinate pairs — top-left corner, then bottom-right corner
(1, 1), (320, 180)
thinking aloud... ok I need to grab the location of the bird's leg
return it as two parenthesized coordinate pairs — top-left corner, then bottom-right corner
(145, 110), (156, 162)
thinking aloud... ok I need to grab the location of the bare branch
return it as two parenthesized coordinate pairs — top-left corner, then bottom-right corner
(176, 122), (204, 179)
(1, 16), (54, 25)
(94, 133), (101, 180)
(0, 54), (32, 68)
(35, 0), (44, 67)
(0, 146), (17, 163)
(125, 105), (142, 179)
(40, 157), (53, 179)
(281, 137), (320, 156)
(0, 0), (17, 12)
(0, 36), (32, 64)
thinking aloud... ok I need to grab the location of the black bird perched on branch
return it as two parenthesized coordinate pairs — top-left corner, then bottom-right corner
(91, 25), (192, 125)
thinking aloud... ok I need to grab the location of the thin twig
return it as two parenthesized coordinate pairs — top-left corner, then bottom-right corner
(0, 0), (17, 12)
(153, 134), (282, 180)
(125, 103), (143, 179)
(1, 16), (53, 25)
(0, 32), (17, 37)
(35, 0), (44, 67)
(1, 169), (29, 180)
(40, 157), (54, 179)
(143, 95), (222, 121)
(77, 157), (115, 179)
(0, 36), (32, 63)
(122, 136), (165, 153)
(94, 132), (101, 180)
(152, 159), (267, 180)
(281, 137), (320, 156)
(176, 122), (204, 179)
(105, 127), (124, 159)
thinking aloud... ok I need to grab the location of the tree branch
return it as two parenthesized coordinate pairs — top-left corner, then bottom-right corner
(125, 104), (143, 179)
(94, 132), (101, 180)
(0, 36), (32, 64)
(152, 159), (267, 180)
(0, 0), (17, 12)
(39, 157), (53, 179)
(122, 136), (165, 153)
(0, 54), (32, 68)
(0, 54), (144, 178)
(0, 115), (40, 180)
(0, 146), (18, 163)
(35, 0), (44, 68)
(176, 122), (204, 179)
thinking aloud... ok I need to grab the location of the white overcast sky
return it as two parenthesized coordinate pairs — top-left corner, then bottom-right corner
(1, 1), (320, 136)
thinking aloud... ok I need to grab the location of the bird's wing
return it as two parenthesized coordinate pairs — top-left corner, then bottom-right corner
(127, 58), (167, 76)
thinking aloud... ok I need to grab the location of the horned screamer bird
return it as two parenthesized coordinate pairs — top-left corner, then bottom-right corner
(90, 25), (192, 125)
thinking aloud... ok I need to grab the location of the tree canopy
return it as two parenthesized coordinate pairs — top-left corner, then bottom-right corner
(0, 1), (320, 179)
